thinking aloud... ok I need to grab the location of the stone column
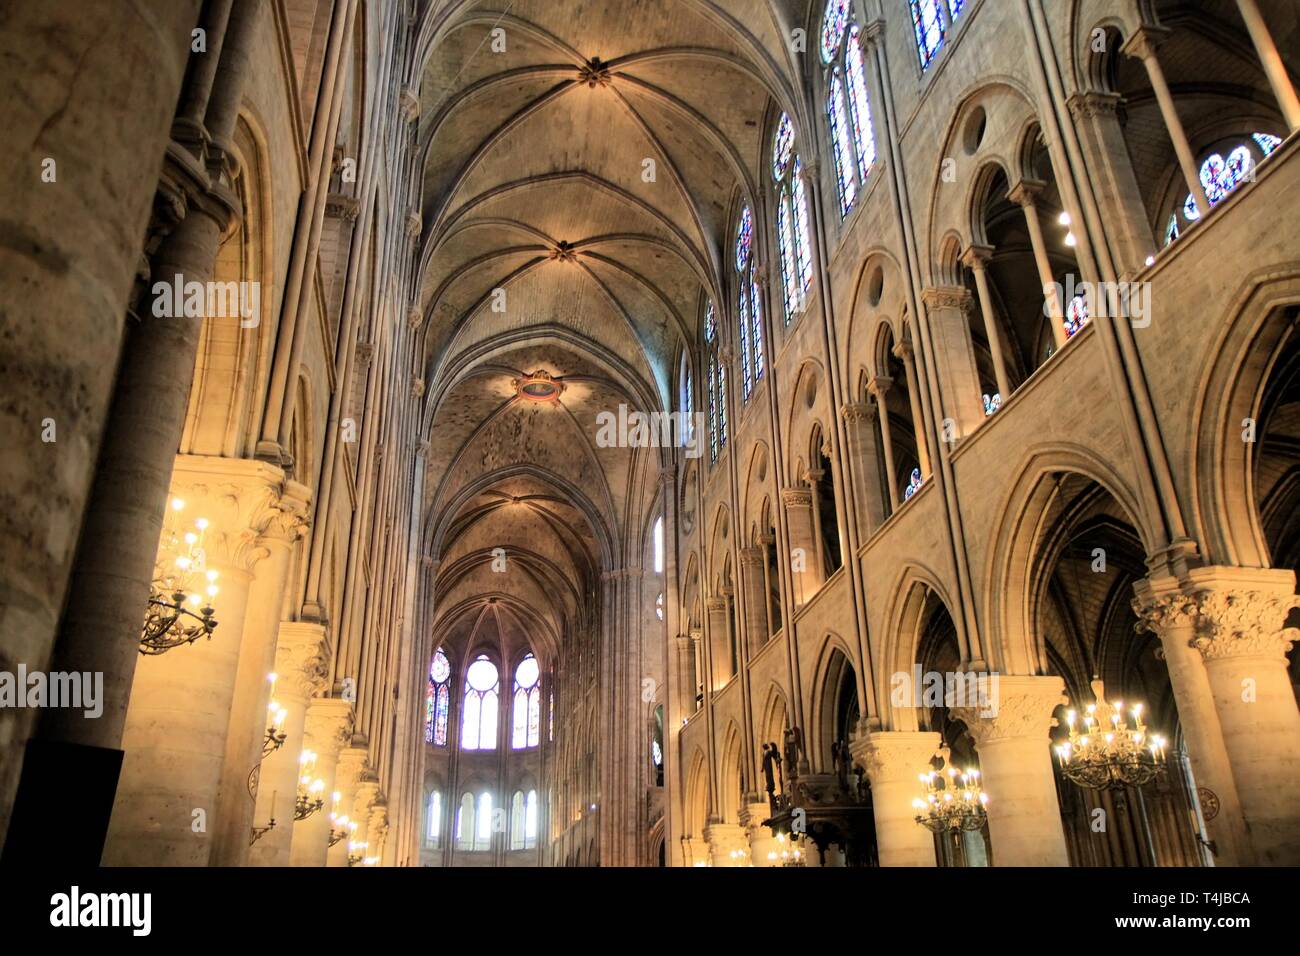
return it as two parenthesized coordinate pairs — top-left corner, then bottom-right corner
(327, 747), (369, 867)
(804, 468), (829, 582)
(739, 548), (768, 656)
(960, 245), (1012, 400)
(366, 799), (390, 867)
(1133, 574), (1254, 865)
(706, 596), (732, 687)
(1234, 0), (1300, 133)
(704, 821), (749, 866)
(248, 622), (330, 866)
(892, 341), (933, 478)
(1138, 567), (1300, 864)
(867, 378), (900, 511)
(741, 801), (780, 866)
(291, 698), (354, 866)
(840, 402), (887, 537)
(1009, 180), (1067, 348)
(674, 634), (696, 718)
(951, 675), (1070, 866)
(0, 0), (200, 853)
(851, 730), (941, 867)
(349, 777), (381, 865)
(100, 459), (297, 866)
(781, 487), (822, 603)
(919, 287), (984, 440)
(1066, 93), (1158, 277)
(1122, 28), (1210, 217)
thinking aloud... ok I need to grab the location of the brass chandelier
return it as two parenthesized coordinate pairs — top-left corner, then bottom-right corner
(140, 497), (219, 655)
(913, 761), (988, 835)
(1055, 678), (1167, 790)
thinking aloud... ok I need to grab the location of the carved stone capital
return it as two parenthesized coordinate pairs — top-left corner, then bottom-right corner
(1067, 91), (1122, 120)
(405, 211), (422, 239)
(866, 374), (894, 400)
(841, 401), (876, 426)
(949, 675), (1066, 746)
(921, 285), (972, 312)
(304, 698), (355, 756)
(274, 622), (330, 699)
(959, 243), (995, 271)
(705, 595), (728, 613)
(739, 546), (765, 567)
(860, 19), (885, 50)
(325, 193), (360, 222)
(781, 487), (812, 508)
(1121, 25), (1170, 63)
(850, 730), (941, 785)
(407, 305), (422, 329)
(891, 339), (915, 363)
(411, 377), (425, 399)
(1008, 178), (1048, 209)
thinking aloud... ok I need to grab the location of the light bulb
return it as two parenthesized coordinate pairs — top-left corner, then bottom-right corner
(175, 556), (190, 569)
(195, 517), (209, 530)
(1064, 231), (1077, 247)
(206, 569), (218, 581)
(172, 498), (185, 511)
(1058, 211), (1071, 226)
(187, 593), (201, 606)
(184, 532), (197, 545)
(1145, 255), (1155, 266)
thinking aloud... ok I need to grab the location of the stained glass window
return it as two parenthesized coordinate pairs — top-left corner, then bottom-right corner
(777, 191), (798, 320)
(910, 0), (945, 70)
(947, 0), (965, 18)
(983, 393), (1002, 416)
(735, 204), (753, 272)
(773, 113), (795, 181)
(1183, 192), (1201, 222)
(1164, 213), (1179, 246)
(548, 690), (554, 742)
(1064, 293), (1089, 338)
(793, 159), (814, 292)
(846, 27), (876, 183)
(827, 71), (857, 216)
(904, 467), (924, 501)
(461, 655), (498, 750)
(820, 0), (851, 63)
(718, 364), (729, 447)
(739, 283), (752, 399)
(426, 648), (451, 745)
(706, 302), (719, 463)
(512, 654), (540, 749)
(683, 363), (693, 443)
(655, 592), (664, 620)
(653, 516), (665, 573)
(1254, 132), (1282, 156)
(751, 278), (765, 382)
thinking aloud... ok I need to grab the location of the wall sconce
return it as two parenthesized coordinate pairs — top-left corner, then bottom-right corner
(262, 675), (288, 756)
(140, 498), (219, 655)
(251, 791), (278, 846)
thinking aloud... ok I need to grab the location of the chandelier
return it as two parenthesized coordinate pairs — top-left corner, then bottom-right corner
(1055, 678), (1167, 790)
(765, 831), (806, 867)
(140, 497), (219, 655)
(913, 761), (988, 834)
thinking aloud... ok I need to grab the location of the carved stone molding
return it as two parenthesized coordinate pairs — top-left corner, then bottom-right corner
(578, 56), (612, 88)
(407, 305), (422, 329)
(1007, 178), (1048, 209)
(705, 595), (728, 613)
(866, 374), (894, 400)
(405, 211), (422, 239)
(399, 85), (420, 122)
(950, 675), (1066, 746)
(739, 546), (765, 567)
(1120, 25), (1171, 63)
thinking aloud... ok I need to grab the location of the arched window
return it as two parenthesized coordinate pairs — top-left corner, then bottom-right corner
(1165, 133), (1282, 245)
(475, 791), (493, 850)
(510, 790), (539, 850)
(704, 302), (728, 463)
(512, 654), (541, 749)
(680, 352), (694, 446)
(772, 113), (815, 325)
(735, 204), (765, 401)
(425, 647), (451, 745)
(456, 792), (475, 849)
(653, 515), (665, 573)
(461, 655), (499, 750)
(428, 792), (442, 843)
(652, 705), (665, 787)
(821, 6), (878, 218)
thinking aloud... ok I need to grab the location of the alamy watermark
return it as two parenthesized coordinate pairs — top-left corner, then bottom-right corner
(151, 273), (261, 327)
(890, 666), (1000, 718)
(0, 665), (103, 718)
(595, 404), (708, 459)
(1046, 273), (1152, 329)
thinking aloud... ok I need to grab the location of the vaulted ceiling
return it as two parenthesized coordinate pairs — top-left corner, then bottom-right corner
(413, 0), (813, 659)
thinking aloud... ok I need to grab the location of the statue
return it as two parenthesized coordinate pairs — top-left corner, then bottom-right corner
(783, 726), (803, 781)
(768, 741), (783, 795)
(761, 743), (777, 794)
